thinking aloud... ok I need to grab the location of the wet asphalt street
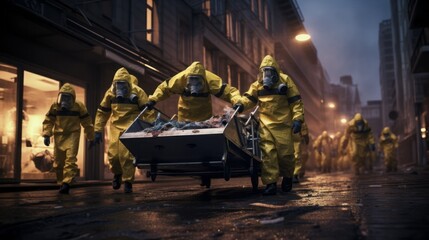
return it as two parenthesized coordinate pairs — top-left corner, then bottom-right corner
(0, 169), (428, 240)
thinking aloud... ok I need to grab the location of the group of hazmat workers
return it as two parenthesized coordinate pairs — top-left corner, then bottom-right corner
(42, 54), (397, 196)
(311, 113), (399, 176)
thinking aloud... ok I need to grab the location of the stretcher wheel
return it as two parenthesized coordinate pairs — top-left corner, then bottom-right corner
(150, 164), (157, 182)
(251, 173), (259, 193)
(250, 159), (259, 193)
(224, 161), (231, 181)
(150, 173), (157, 182)
(200, 176), (211, 188)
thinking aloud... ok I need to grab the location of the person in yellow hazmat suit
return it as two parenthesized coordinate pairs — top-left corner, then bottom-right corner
(331, 131), (343, 171)
(338, 132), (351, 170)
(341, 113), (375, 175)
(145, 61), (241, 122)
(94, 67), (155, 193)
(236, 55), (304, 195)
(378, 127), (399, 172)
(292, 122), (310, 183)
(42, 83), (94, 194)
(313, 131), (333, 173)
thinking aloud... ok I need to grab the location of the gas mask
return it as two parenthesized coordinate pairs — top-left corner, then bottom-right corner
(185, 75), (204, 96)
(261, 67), (279, 90)
(355, 120), (364, 132)
(57, 93), (73, 111)
(115, 81), (130, 100)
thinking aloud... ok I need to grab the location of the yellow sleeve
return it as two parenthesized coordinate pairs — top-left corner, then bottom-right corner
(78, 101), (95, 141)
(206, 71), (241, 105)
(148, 72), (186, 103)
(42, 103), (56, 137)
(94, 91), (112, 132)
(285, 75), (304, 122)
(240, 81), (259, 111)
(136, 87), (156, 123)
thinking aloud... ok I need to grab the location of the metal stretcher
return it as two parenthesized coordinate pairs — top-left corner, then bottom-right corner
(120, 107), (262, 190)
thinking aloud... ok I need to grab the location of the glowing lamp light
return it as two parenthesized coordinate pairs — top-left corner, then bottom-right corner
(327, 103), (336, 109)
(340, 118), (347, 124)
(295, 33), (311, 42)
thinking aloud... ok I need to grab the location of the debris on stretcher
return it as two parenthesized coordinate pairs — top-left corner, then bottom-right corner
(143, 107), (235, 136)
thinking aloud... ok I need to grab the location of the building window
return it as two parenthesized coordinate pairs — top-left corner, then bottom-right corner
(240, 21), (246, 49)
(146, 0), (159, 45)
(251, 0), (258, 15)
(259, 0), (264, 23)
(226, 11), (234, 41)
(178, 20), (190, 64)
(203, 0), (210, 16)
(146, 0), (153, 42)
(264, 0), (270, 30)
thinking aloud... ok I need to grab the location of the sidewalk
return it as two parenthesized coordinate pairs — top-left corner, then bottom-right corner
(0, 176), (193, 193)
(351, 165), (429, 239)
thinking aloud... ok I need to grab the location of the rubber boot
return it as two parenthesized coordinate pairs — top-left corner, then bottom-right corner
(112, 174), (122, 190)
(59, 183), (70, 194)
(262, 183), (277, 196)
(281, 177), (293, 192)
(124, 181), (133, 193)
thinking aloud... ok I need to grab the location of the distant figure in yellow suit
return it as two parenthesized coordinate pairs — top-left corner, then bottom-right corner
(331, 131), (343, 171)
(94, 67), (154, 193)
(341, 113), (375, 175)
(292, 122), (310, 183)
(237, 55), (304, 195)
(42, 83), (94, 194)
(379, 127), (399, 172)
(313, 131), (333, 173)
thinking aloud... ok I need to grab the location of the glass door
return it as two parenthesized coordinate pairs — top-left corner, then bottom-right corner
(21, 71), (87, 180)
(0, 63), (17, 180)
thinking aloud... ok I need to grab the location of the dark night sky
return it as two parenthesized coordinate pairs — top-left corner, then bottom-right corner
(296, 0), (391, 105)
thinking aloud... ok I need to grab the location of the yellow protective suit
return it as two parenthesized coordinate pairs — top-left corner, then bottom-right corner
(342, 113), (375, 175)
(331, 131), (342, 171)
(42, 83), (94, 185)
(148, 61), (241, 122)
(293, 122), (309, 178)
(379, 127), (398, 172)
(239, 55), (304, 185)
(95, 67), (155, 183)
(313, 131), (333, 173)
(338, 134), (351, 170)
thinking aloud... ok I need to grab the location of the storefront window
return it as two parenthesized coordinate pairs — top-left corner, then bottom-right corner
(21, 71), (86, 180)
(0, 63), (17, 179)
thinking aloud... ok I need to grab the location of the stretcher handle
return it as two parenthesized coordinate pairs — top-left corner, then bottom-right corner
(245, 106), (259, 126)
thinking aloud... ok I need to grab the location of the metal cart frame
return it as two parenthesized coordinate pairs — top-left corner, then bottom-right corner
(120, 107), (261, 190)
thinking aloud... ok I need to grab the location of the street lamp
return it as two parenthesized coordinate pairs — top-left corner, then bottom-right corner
(327, 102), (336, 109)
(295, 33), (311, 42)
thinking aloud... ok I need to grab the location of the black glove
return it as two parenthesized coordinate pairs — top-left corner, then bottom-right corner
(303, 134), (310, 145)
(43, 136), (50, 146)
(369, 144), (376, 151)
(145, 100), (156, 110)
(94, 132), (103, 145)
(292, 120), (302, 134)
(233, 103), (244, 113)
